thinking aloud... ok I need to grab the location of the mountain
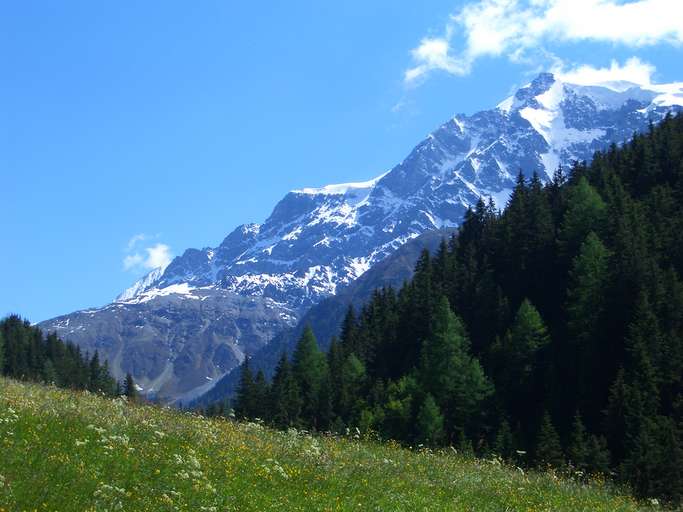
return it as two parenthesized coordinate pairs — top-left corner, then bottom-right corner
(193, 228), (454, 408)
(39, 72), (683, 402)
(41, 289), (297, 402)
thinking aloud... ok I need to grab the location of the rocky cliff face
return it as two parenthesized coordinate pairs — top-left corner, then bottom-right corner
(40, 72), (683, 402)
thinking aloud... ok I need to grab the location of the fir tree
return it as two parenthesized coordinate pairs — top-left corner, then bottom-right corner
(416, 394), (444, 446)
(493, 418), (515, 459)
(566, 232), (610, 420)
(42, 359), (58, 385)
(492, 299), (550, 426)
(252, 370), (270, 421)
(535, 412), (564, 468)
(234, 358), (255, 419)
(123, 373), (138, 402)
(291, 326), (327, 427)
(567, 412), (589, 470)
(419, 296), (492, 440)
(269, 354), (301, 428)
(586, 435), (611, 475)
(558, 177), (607, 260)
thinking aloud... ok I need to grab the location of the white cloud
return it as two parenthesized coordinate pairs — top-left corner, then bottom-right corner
(123, 253), (144, 271)
(126, 233), (147, 252)
(123, 235), (172, 273)
(405, 0), (683, 83)
(145, 243), (172, 270)
(553, 57), (655, 87)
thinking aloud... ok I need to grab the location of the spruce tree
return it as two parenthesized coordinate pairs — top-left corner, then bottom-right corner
(419, 296), (492, 440)
(566, 232), (610, 420)
(535, 412), (564, 468)
(567, 412), (589, 470)
(338, 354), (366, 424)
(558, 177), (607, 260)
(269, 354), (301, 428)
(42, 359), (58, 385)
(123, 373), (138, 402)
(252, 370), (270, 421)
(492, 299), (550, 425)
(416, 394), (444, 446)
(493, 418), (515, 459)
(586, 435), (611, 474)
(291, 326), (327, 426)
(234, 358), (255, 419)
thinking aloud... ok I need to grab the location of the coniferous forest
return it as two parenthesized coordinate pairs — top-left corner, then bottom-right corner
(231, 114), (683, 503)
(0, 314), (119, 396)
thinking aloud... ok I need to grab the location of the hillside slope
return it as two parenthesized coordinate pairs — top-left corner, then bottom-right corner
(0, 378), (649, 512)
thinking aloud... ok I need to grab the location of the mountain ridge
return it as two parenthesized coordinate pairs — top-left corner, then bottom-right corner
(40, 72), (683, 402)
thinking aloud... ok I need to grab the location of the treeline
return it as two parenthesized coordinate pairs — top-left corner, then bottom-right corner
(227, 115), (683, 503)
(0, 314), (122, 396)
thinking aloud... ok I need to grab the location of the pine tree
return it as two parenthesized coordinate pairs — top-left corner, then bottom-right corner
(492, 299), (550, 426)
(291, 326), (327, 427)
(339, 307), (359, 356)
(566, 232), (610, 420)
(586, 435), (611, 474)
(269, 354), (301, 428)
(234, 358), (255, 419)
(338, 354), (366, 424)
(382, 375), (417, 442)
(42, 359), (58, 385)
(419, 296), (492, 440)
(88, 351), (105, 392)
(416, 394), (444, 446)
(558, 177), (607, 260)
(493, 418), (515, 459)
(252, 370), (270, 421)
(535, 412), (564, 468)
(567, 412), (589, 470)
(123, 373), (138, 402)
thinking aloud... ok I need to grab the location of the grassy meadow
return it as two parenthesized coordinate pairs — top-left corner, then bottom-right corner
(0, 377), (656, 511)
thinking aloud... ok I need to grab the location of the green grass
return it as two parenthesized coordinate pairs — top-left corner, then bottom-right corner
(0, 378), (653, 512)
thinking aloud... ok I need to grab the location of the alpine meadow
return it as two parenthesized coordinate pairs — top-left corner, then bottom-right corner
(4, 1), (683, 510)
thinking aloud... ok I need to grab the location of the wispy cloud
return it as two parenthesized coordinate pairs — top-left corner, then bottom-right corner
(123, 234), (172, 273)
(552, 57), (656, 87)
(126, 233), (147, 252)
(405, 0), (683, 84)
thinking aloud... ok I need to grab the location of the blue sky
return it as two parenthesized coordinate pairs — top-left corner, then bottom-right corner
(2, 1), (682, 322)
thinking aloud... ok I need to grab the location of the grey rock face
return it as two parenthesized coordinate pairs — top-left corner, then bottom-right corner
(39, 288), (297, 403)
(40, 73), (683, 402)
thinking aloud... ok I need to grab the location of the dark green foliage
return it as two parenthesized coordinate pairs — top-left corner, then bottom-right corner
(0, 315), (116, 395)
(493, 419), (515, 460)
(419, 296), (492, 441)
(291, 326), (328, 428)
(224, 114), (683, 503)
(269, 354), (301, 428)
(123, 373), (138, 401)
(416, 394), (444, 446)
(567, 412), (589, 470)
(535, 412), (564, 468)
(234, 359), (256, 419)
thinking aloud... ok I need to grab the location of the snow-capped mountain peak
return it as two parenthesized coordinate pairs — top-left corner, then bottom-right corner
(42, 71), (682, 403)
(118, 73), (683, 310)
